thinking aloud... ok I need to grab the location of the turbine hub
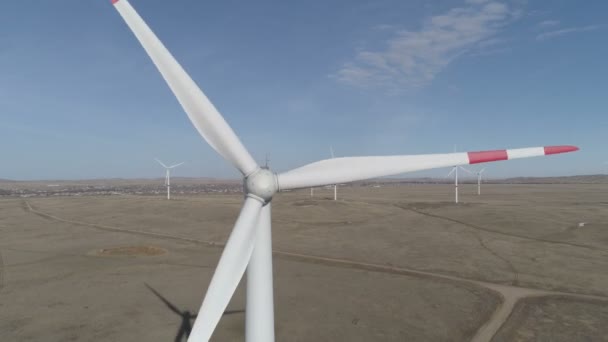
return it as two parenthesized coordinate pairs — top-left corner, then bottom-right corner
(244, 168), (277, 202)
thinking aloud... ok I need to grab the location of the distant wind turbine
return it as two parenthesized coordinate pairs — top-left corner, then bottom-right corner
(447, 165), (472, 203)
(263, 154), (270, 170)
(155, 158), (184, 200)
(310, 151), (315, 198)
(330, 146), (337, 201)
(476, 168), (486, 195)
(311, 147), (338, 200)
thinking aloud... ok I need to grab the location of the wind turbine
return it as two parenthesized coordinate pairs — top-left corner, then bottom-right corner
(476, 168), (486, 195)
(447, 165), (472, 204)
(330, 146), (337, 201)
(263, 154), (270, 170)
(155, 158), (184, 200)
(110, 1), (579, 340)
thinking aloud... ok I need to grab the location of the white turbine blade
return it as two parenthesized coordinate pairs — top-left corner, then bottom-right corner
(113, 0), (258, 176)
(479, 168), (486, 174)
(189, 196), (263, 341)
(168, 162), (185, 169)
(330, 146), (335, 158)
(459, 166), (473, 174)
(447, 167), (456, 177)
(277, 145), (578, 190)
(155, 158), (168, 168)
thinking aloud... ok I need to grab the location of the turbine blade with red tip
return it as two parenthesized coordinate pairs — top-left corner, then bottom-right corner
(277, 145), (579, 190)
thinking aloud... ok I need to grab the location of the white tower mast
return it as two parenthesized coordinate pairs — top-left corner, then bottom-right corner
(477, 168), (486, 195)
(155, 158), (184, 200)
(448, 165), (472, 203)
(330, 146), (337, 201)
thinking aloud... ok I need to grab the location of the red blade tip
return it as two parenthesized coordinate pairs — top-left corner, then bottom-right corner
(111, 0), (120, 4)
(544, 145), (579, 155)
(467, 150), (508, 164)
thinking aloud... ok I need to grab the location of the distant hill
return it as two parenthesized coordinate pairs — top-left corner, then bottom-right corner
(499, 174), (608, 184)
(1, 175), (606, 187)
(0, 177), (238, 186)
(360, 174), (608, 185)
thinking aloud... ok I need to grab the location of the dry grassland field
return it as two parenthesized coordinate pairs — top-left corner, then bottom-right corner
(0, 183), (607, 341)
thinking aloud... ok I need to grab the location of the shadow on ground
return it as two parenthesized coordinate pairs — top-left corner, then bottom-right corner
(145, 283), (244, 342)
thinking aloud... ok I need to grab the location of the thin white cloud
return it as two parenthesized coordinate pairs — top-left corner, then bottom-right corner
(536, 25), (601, 41)
(333, 1), (518, 89)
(537, 20), (559, 28)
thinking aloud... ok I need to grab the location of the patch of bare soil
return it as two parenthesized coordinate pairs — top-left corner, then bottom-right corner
(399, 201), (477, 210)
(292, 200), (319, 207)
(96, 246), (167, 257)
(492, 295), (608, 342)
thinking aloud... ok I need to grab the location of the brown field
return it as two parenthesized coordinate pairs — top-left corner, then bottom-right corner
(493, 295), (608, 342)
(0, 183), (607, 341)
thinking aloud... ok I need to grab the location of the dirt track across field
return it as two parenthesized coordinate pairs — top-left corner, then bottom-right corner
(1, 183), (607, 341)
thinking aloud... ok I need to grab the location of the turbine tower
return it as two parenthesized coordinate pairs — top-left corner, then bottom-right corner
(476, 168), (486, 195)
(447, 165), (472, 204)
(330, 146), (337, 201)
(110, 1), (579, 340)
(155, 158), (184, 200)
(263, 154), (270, 169)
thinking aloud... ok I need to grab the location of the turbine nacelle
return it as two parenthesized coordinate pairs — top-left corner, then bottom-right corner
(245, 168), (278, 202)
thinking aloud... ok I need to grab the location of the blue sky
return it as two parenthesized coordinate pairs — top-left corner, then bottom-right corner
(0, 0), (606, 180)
